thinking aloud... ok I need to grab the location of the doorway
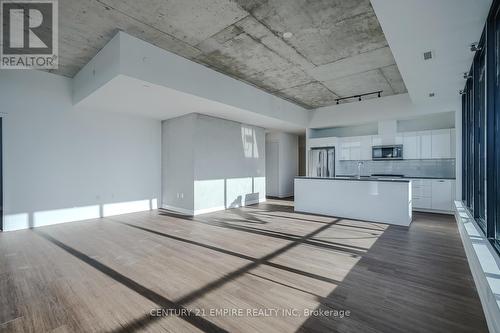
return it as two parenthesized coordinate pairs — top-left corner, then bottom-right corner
(266, 141), (279, 197)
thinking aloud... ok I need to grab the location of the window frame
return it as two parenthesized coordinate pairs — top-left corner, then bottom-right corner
(463, 0), (500, 254)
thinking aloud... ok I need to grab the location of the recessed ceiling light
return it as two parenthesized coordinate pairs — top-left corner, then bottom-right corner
(283, 32), (293, 39)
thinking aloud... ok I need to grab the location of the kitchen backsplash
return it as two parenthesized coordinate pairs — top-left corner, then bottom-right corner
(336, 159), (456, 178)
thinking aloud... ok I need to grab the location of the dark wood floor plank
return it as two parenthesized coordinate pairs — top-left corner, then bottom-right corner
(0, 199), (488, 332)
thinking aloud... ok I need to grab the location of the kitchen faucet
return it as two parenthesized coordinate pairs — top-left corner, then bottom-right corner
(357, 161), (364, 179)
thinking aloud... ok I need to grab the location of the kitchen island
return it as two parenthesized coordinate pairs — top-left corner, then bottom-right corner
(294, 177), (412, 226)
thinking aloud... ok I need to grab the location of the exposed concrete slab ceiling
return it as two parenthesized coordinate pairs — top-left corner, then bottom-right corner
(73, 32), (309, 132)
(53, 0), (407, 109)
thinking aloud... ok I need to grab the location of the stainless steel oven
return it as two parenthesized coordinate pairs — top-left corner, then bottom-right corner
(372, 145), (403, 160)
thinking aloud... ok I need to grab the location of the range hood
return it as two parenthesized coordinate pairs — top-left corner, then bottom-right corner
(377, 120), (398, 145)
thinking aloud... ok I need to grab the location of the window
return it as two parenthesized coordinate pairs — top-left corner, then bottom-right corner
(462, 0), (500, 253)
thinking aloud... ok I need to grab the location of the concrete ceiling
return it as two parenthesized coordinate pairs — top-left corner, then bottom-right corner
(53, 0), (407, 109)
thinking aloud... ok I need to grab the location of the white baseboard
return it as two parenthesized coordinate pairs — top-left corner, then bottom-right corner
(163, 198), (266, 216)
(161, 204), (194, 216)
(413, 207), (453, 215)
(193, 206), (226, 215)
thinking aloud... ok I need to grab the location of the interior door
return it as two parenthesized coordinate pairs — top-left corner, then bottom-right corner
(265, 142), (279, 197)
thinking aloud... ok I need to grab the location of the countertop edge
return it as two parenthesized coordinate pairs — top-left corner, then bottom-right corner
(295, 177), (410, 183)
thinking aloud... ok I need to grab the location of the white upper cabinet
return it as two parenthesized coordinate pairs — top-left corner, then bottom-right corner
(338, 137), (351, 160)
(338, 136), (372, 161)
(395, 134), (403, 145)
(308, 137), (336, 148)
(360, 136), (372, 160)
(431, 129), (452, 158)
(419, 130), (432, 159)
(349, 137), (361, 161)
(372, 135), (382, 146)
(317, 128), (456, 162)
(402, 132), (419, 159)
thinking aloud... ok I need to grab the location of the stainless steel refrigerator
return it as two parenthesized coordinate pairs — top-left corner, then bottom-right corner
(308, 147), (335, 178)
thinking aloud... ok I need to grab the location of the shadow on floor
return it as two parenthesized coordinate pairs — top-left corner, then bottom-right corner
(294, 214), (489, 333)
(34, 231), (228, 333)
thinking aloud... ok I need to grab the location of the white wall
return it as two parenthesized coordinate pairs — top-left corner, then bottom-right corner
(0, 70), (161, 231)
(162, 114), (196, 213)
(266, 132), (299, 198)
(194, 114), (266, 213)
(309, 93), (459, 128)
(162, 113), (266, 215)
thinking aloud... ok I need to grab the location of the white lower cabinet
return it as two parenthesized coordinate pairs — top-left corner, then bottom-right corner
(431, 179), (453, 211)
(412, 179), (431, 209)
(411, 179), (455, 213)
(413, 197), (432, 209)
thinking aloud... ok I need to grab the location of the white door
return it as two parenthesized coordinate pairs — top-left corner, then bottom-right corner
(266, 142), (279, 197)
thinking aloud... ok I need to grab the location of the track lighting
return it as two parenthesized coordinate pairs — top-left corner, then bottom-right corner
(335, 90), (383, 105)
(459, 90), (466, 95)
(470, 43), (482, 52)
(463, 72), (472, 79)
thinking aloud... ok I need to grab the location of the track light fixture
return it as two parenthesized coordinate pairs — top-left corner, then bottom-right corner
(463, 72), (472, 79)
(335, 90), (383, 105)
(459, 90), (466, 95)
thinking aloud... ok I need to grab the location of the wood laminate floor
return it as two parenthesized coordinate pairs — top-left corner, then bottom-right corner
(0, 199), (488, 333)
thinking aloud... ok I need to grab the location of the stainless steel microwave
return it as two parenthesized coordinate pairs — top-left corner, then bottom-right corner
(372, 145), (403, 160)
